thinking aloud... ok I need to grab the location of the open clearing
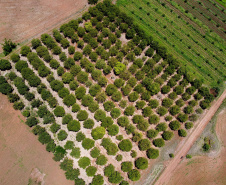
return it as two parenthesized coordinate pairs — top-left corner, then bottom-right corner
(167, 107), (226, 185)
(0, 94), (73, 185)
(0, 0), (87, 52)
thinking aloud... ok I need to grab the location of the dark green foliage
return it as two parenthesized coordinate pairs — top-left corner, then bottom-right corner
(53, 146), (66, 161)
(46, 140), (56, 153)
(185, 122), (194, 129)
(149, 99), (159, 109)
(84, 119), (95, 129)
(76, 132), (85, 142)
(157, 106), (168, 116)
(118, 139), (132, 152)
(169, 105), (180, 116)
(91, 175), (104, 185)
(169, 120), (181, 131)
(106, 84), (117, 96)
(203, 143), (210, 152)
(20, 46), (31, 56)
(177, 113), (188, 123)
(162, 131), (174, 140)
(82, 138), (95, 150)
(124, 106), (135, 116)
(184, 105), (194, 114)
(94, 109), (106, 122)
(31, 99), (43, 108)
(7, 93), (20, 103)
(64, 141), (75, 150)
(26, 117), (38, 127)
(77, 110), (88, 121)
(101, 138), (119, 155)
(0, 59), (12, 71)
(58, 130), (68, 141)
(116, 154), (122, 161)
(50, 123), (60, 133)
(104, 164), (115, 177)
(131, 150), (137, 158)
(86, 166), (97, 177)
(138, 139), (151, 151)
(107, 124), (119, 136)
(15, 60), (28, 72)
(0, 82), (13, 95)
(77, 71), (88, 84)
(162, 98), (173, 108)
(78, 157), (91, 169)
(50, 80), (64, 92)
(10, 53), (20, 63)
(147, 129), (158, 139)
(128, 169), (140, 181)
(75, 86), (86, 100)
(96, 155), (107, 166)
(135, 157), (148, 170)
(121, 161), (133, 172)
(63, 94), (76, 107)
(8, 71), (17, 81)
(60, 158), (73, 172)
(89, 147), (100, 159)
(156, 122), (167, 132)
(67, 120), (80, 132)
(178, 129), (187, 137)
(153, 138), (165, 147)
(2, 39), (17, 55)
(161, 85), (171, 94)
(135, 100), (146, 110)
(13, 101), (25, 110)
(169, 92), (177, 100)
(176, 99), (185, 107)
(54, 106), (65, 117)
(128, 91), (139, 102)
(38, 131), (51, 144)
(110, 108), (121, 119)
(149, 114), (160, 124)
(146, 148), (159, 159)
(32, 125), (45, 135)
(62, 72), (74, 84)
(114, 78), (125, 88)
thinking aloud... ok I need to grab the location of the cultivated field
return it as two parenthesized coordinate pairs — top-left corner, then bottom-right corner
(0, 1), (221, 185)
(116, 0), (226, 86)
(0, 0), (87, 52)
(167, 104), (226, 185)
(0, 94), (73, 185)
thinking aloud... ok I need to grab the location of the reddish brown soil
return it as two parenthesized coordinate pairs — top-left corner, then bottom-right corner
(0, 94), (73, 185)
(155, 90), (226, 185)
(167, 108), (226, 185)
(0, 0), (87, 52)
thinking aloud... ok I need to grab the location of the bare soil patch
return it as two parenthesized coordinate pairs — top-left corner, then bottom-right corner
(167, 108), (226, 185)
(0, 94), (73, 185)
(0, 0), (87, 52)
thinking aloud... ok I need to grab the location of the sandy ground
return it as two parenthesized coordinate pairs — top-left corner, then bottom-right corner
(155, 90), (226, 185)
(167, 108), (226, 185)
(0, 0), (87, 52)
(0, 94), (74, 185)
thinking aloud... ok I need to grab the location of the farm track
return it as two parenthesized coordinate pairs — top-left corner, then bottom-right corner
(173, 0), (226, 40)
(155, 89), (226, 185)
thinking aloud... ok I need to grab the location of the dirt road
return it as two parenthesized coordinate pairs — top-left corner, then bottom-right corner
(155, 89), (226, 185)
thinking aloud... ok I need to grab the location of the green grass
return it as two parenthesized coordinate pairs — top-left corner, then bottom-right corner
(116, 0), (226, 87)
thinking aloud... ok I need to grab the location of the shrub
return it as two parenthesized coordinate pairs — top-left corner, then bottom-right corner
(149, 99), (159, 108)
(116, 154), (123, 161)
(91, 175), (104, 185)
(121, 161), (133, 172)
(82, 138), (95, 150)
(178, 129), (187, 137)
(118, 139), (132, 152)
(77, 110), (88, 121)
(20, 46), (31, 56)
(94, 109), (106, 122)
(104, 164), (115, 177)
(67, 120), (80, 132)
(77, 71), (88, 84)
(157, 106), (168, 116)
(112, 91), (122, 102)
(124, 106), (135, 116)
(137, 120), (149, 131)
(84, 119), (95, 129)
(60, 158), (73, 171)
(74, 178), (85, 185)
(64, 141), (75, 150)
(117, 116), (130, 127)
(96, 155), (107, 165)
(169, 153), (174, 158)
(162, 98), (173, 108)
(147, 129), (158, 139)
(108, 171), (123, 184)
(75, 86), (86, 100)
(169, 120), (181, 131)
(114, 78), (125, 88)
(50, 123), (61, 133)
(135, 157), (148, 170)
(78, 157), (91, 169)
(61, 114), (73, 125)
(184, 105), (194, 114)
(62, 72), (74, 84)
(119, 100), (127, 108)
(162, 131), (174, 140)
(203, 143), (210, 152)
(169, 105), (180, 116)
(53, 146), (66, 161)
(38, 131), (51, 144)
(76, 132), (85, 142)
(131, 150), (137, 158)
(103, 101), (115, 112)
(128, 92), (139, 102)
(26, 117), (38, 127)
(136, 100), (146, 110)
(107, 124), (119, 136)
(176, 99), (185, 107)
(101, 138), (119, 155)
(90, 147), (100, 158)
(156, 122), (167, 132)
(177, 113), (188, 123)
(153, 138), (165, 147)
(58, 130), (68, 141)
(10, 53), (20, 63)
(146, 148), (159, 159)
(50, 80), (64, 92)
(186, 154), (192, 159)
(138, 139), (151, 151)
(70, 147), (81, 158)
(63, 94), (76, 107)
(54, 106), (65, 117)
(105, 84), (117, 96)
(46, 140), (56, 153)
(185, 122), (194, 129)
(13, 101), (25, 110)
(0, 59), (12, 71)
(128, 169), (140, 181)
(110, 108), (121, 119)
(149, 114), (160, 124)
(68, 45), (75, 54)
(91, 126), (105, 140)
(86, 166), (97, 177)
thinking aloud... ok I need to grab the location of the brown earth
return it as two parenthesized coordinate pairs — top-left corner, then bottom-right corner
(0, 94), (74, 185)
(155, 90), (226, 185)
(0, 0), (88, 52)
(167, 108), (226, 185)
